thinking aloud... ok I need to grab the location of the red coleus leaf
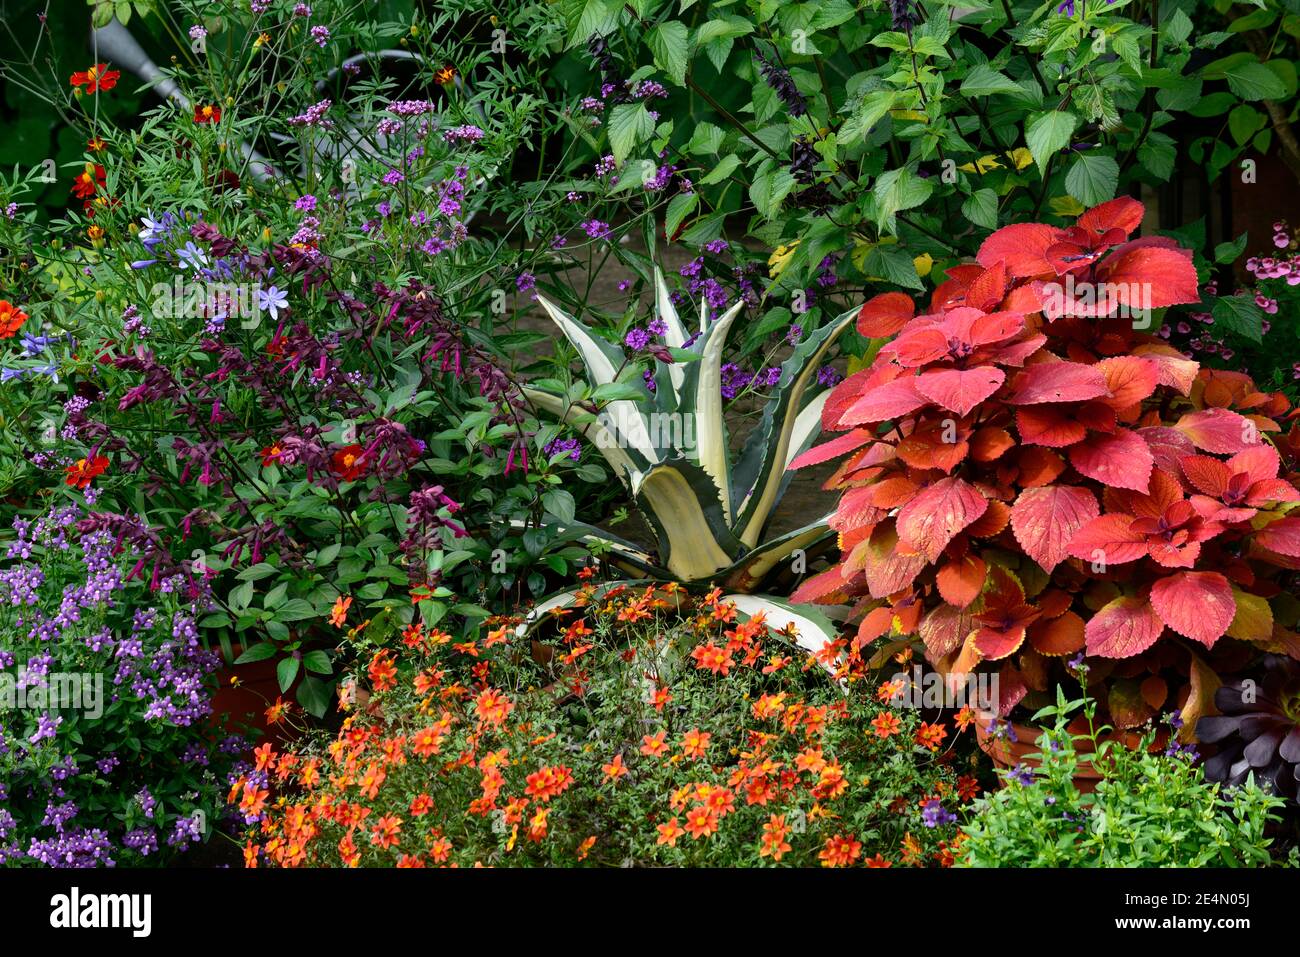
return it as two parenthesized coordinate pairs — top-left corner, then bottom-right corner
(1067, 513), (1148, 566)
(840, 376), (927, 426)
(1068, 428), (1154, 493)
(1084, 595), (1165, 658)
(1010, 485), (1100, 573)
(856, 291), (915, 337)
(919, 604), (977, 659)
(1255, 517), (1300, 557)
(822, 368), (877, 430)
(1149, 571), (1236, 648)
(1076, 196), (1145, 238)
(1095, 355), (1158, 410)
(1174, 408), (1261, 455)
(972, 566), (1039, 659)
(1097, 244), (1200, 309)
(1139, 425), (1197, 474)
(964, 260), (1010, 311)
(1134, 348), (1199, 396)
(789, 563), (852, 604)
(788, 428), (875, 470)
(914, 366), (1005, 417)
(976, 222), (1059, 278)
(1005, 360), (1109, 405)
(849, 522), (929, 599)
(896, 477), (988, 563)
(1016, 447), (1067, 487)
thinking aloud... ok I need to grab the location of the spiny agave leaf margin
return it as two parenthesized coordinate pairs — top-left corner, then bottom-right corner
(632, 456), (746, 582)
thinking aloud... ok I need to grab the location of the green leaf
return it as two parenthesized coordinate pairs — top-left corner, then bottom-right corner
(607, 103), (655, 165)
(542, 489), (577, 524)
(868, 167), (933, 234)
(665, 190), (699, 237)
(1165, 9), (1193, 45)
(697, 153), (740, 185)
(646, 20), (690, 86)
(1214, 233), (1249, 264)
(296, 676), (332, 718)
(234, 642), (277, 664)
(1224, 61), (1287, 101)
(276, 656), (300, 692)
(1211, 295), (1264, 343)
(962, 188), (999, 230)
(1228, 105), (1264, 146)
(749, 167), (798, 218)
(1025, 111), (1080, 174)
(961, 64), (1023, 97)
(302, 650), (332, 675)
(1064, 152), (1119, 206)
(839, 89), (897, 146)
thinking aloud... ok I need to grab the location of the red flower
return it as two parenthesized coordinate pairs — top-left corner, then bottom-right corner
(71, 164), (106, 199)
(65, 456), (109, 489)
(70, 63), (120, 93)
(330, 444), (366, 481)
(0, 301), (29, 339)
(194, 104), (222, 124)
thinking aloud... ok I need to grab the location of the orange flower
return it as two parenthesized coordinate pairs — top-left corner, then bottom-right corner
(759, 814), (792, 861)
(752, 692), (787, 720)
(640, 730), (668, 758)
(0, 301), (28, 339)
(957, 775), (980, 801)
(411, 725), (445, 759)
(870, 712), (902, 739)
(265, 696), (291, 725)
(242, 841), (260, 868)
(338, 833), (361, 867)
(358, 761), (386, 799)
(915, 722), (947, 751)
(954, 705), (978, 732)
(370, 814), (402, 849)
(239, 782), (269, 818)
(602, 753), (628, 781)
(429, 836), (452, 862)
(396, 853), (425, 867)
(64, 456), (109, 490)
(260, 444), (284, 467)
(194, 104), (222, 124)
(473, 687), (514, 728)
(70, 63), (120, 93)
(524, 765), (574, 802)
(434, 65), (457, 84)
(680, 727), (711, 760)
(865, 853), (893, 868)
(329, 595), (352, 627)
(253, 742), (277, 772)
(650, 686), (672, 712)
(576, 835), (597, 860)
(330, 443), (366, 481)
(704, 786), (736, 818)
(683, 806), (719, 840)
(656, 818), (684, 846)
(819, 833), (862, 868)
(690, 641), (734, 675)
(368, 650), (397, 692)
(71, 164), (106, 199)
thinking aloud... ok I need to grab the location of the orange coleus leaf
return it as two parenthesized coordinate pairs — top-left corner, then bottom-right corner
(1097, 244), (1200, 309)
(1028, 610), (1086, 656)
(1096, 355), (1159, 410)
(919, 604), (977, 659)
(841, 376), (927, 426)
(965, 499), (1011, 538)
(935, 554), (987, 608)
(896, 421), (970, 472)
(1014, 447), (1066, 487)
(863, 476), (921, 509)
(1109, 678), (1158, 730)
(896, 477), (988, 563)
(1140, 675), (1168, 710)
(1009, 485), (1100, 574)
(1084, 595), (1165, 658)
(970, 426), (1015, 462)
(1016, 405), (1088, 448)
(1148, 571), (1236, 648)
(856, 291), (915, 337)
(849, 522), (929, 599)
(963, 260), (1010, 311)
(971, 567), (1038, 660)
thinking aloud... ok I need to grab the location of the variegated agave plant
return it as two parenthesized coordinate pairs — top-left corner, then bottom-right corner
(521, 268), (856, 653)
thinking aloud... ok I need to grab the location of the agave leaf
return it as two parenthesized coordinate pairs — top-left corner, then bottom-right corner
(732, 307), (857, 547)
(506, 517), (667, 579)
(633, 457), (744, 581)
(720, 517), (835, 592)
(723, 593), (843, 658)
(693, 299), (747, 524)
(535, 295), (661, 466)
(523, 387), (646, 484)
(654, 267), (690, 400)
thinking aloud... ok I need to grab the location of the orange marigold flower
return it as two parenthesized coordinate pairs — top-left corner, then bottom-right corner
(337, 833), (361, 867)
(650, 686), (672, 712)
(794, 747), (826, 775)
(265, 696), (292, 725)
(239, 783), (269, 818)
(65, 456), (109, 490)
(871, 712), (902, 739)
(253, 742), (277, 772)
(704, 786), (736, 818)
(576, 835), (597, 860)
(434, 64), (457, 84)
(70, 164), (105, 199)
(957, 775), (980, 801)
(194, 103), (222, 124)
(411, 725), (444, 759)
(358, 761), (386, 799)
(370, 814), (402, 849)
(70, 63), (120, 93)
(865, 853), (893, 868)
(396, 853), (425, 867)
(819, 833), (862, 868)
(752, 692), (787, 720)
(0, 301), (29, 339)
(954, 705), (978, 732)
(656, 818), (684, 846)
(876, 678), (906, 703)
(242, 841), (260, 868)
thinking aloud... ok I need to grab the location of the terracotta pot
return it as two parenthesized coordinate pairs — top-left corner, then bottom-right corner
(210, 650), (302, 744)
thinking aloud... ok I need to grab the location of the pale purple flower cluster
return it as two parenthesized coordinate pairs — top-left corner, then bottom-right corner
(287, 99), (334, 129)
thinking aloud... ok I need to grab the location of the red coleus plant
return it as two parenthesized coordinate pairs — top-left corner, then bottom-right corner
(792, 198), (1300, 733)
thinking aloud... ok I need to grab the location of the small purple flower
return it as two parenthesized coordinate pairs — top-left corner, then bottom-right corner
(920, 800), (957, 828)
(624, 328), (651, 351)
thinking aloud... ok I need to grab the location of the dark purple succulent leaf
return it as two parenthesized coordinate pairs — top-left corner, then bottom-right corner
(1245, 728), (1285, 768)
(1195, 715), (1243, 743)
